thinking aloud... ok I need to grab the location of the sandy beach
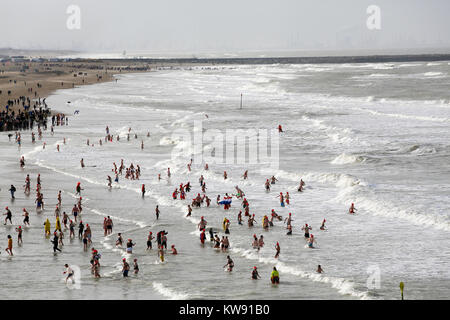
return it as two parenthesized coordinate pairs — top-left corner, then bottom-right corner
(0, 59), (156, 115)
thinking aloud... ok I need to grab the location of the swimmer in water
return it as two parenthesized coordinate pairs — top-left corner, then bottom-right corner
(9, 185), (16, 199)
(317, 265), (324, 273)
(72, 204), (79, 223)
(78, 221), (84, 239)
(298, 179), (305, 192)
(116, 233), (123, 247)
(126, 239), (135, 254)
(248, 214), (255, 227)
(349, 203), (357, 214)
(171, 245), (178, 255)
(224, 256), (234, 272)
(224, 218), (230, 234)
(284, 213), (293, 228)
(265, 179), (271, 191)
(270, 176), (278, 184)
(69, 220), (75, 238)
(155, 205), (160, 220)
(75, 182), (83, 196)
(24, 174), (30, 194)
(274, 242), (280, 258)
(302, 224), (312, 238)
(6, 235), (13, 255)
(15, 226), (22, 245)
(223, 236), (230, 251)
(147, 232), (154, 250)
(308, 234), (317, 248)
(4, 207), (13, 225)
(200, 229), (206, 244)
(278, 124), (283, 133)
(22, 209), (30, 226)
(286, 224), (292, 235)
(122, 259), (130, 277)
(133, 259), (139, 274)
(279, 192), (285, 207)
(198, 216), (207, 231)
(251, 266), (261, 280)
(186, 205), (192, 217)
(262, 215), (269, 230)
(51, 232), (62, 253)
(106, 216), (113, 235)
(320, 219), (327, 230)
(271, 267), (280, 284)
(93, 259), (101, 278)
(64, 264), (74, 283)
(252, 234), (259, 250)
(214, 235), (221, 249)
(258, 235), (264, 248)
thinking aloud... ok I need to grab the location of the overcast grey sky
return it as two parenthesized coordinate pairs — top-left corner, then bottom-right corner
(0, 0), (449, 54)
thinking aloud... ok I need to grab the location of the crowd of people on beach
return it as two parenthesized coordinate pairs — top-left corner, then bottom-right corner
(0, 95), (51, 132)
(0, 106), (50, 132)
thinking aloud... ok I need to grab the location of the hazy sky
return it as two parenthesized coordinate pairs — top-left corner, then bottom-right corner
(0, 0), (449, 54)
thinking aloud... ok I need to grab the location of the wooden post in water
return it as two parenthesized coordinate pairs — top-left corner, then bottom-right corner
(240, 93), (243, 109)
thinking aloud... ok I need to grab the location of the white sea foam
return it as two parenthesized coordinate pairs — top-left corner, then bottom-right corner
(153, 282), (189, 300)
(331, 153), (368, 165)
(423, 72), (444, 77)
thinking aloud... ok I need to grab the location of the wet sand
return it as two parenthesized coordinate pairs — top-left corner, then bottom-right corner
(0, 60), (152, 115)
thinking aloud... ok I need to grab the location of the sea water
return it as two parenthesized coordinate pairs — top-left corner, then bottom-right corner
(1, 61), (449, 299)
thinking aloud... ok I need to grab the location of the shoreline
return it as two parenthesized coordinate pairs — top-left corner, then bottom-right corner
(0, 60), (151, 116)
(2, 52), (450, 110)
(0, 60), (208, 132)
(2, 52), (449, 132)
(0, 58), (223, 115)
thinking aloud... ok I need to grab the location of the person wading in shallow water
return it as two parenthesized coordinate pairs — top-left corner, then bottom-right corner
(252, 266), (261, 280)
(224, 255), (234, 272)
(271, 267), (280, 284)
(122, 258), (130, 277)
